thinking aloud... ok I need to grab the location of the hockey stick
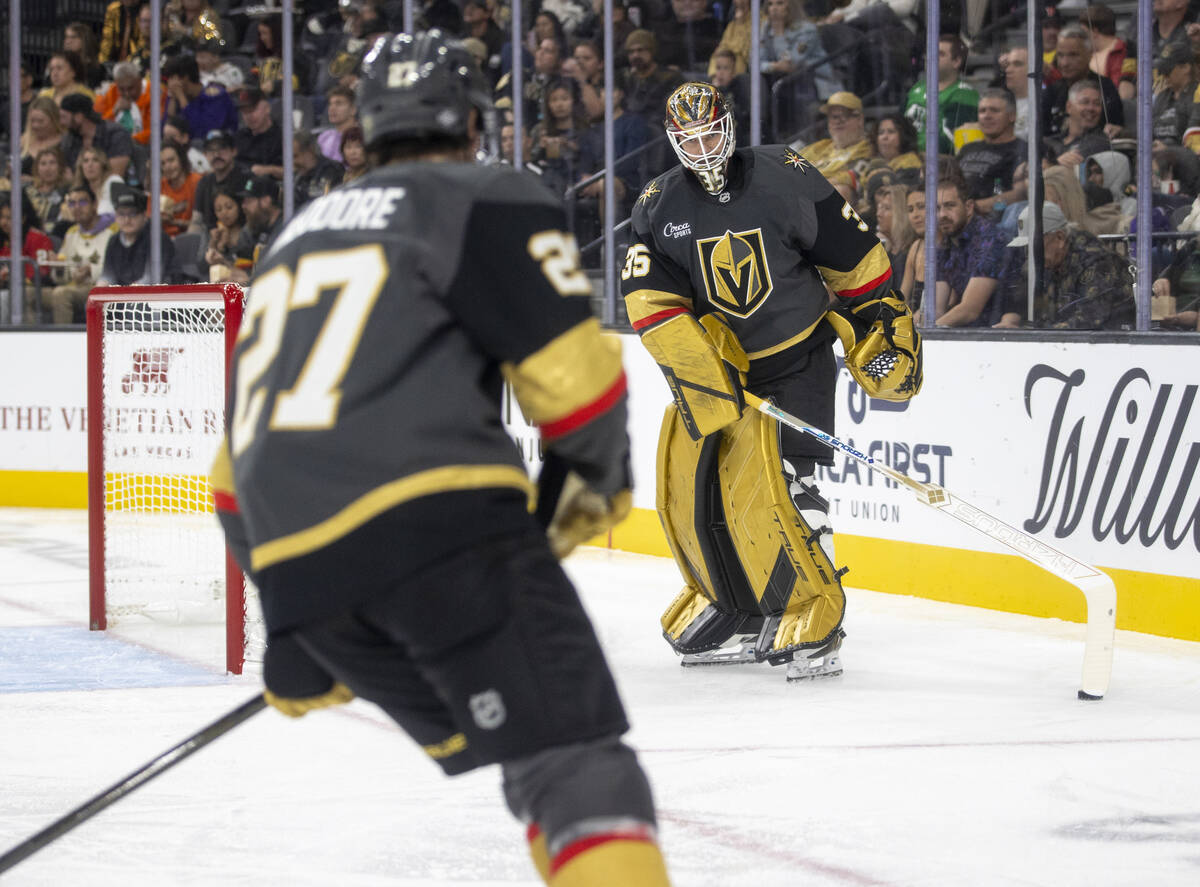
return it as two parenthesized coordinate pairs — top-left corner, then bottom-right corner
(0, 693), (267, 876)
(744, 393), (1116, 700)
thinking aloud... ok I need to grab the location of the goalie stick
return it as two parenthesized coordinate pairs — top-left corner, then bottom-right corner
(744, 393), (1116, 700)
(0, 694), (267, 876)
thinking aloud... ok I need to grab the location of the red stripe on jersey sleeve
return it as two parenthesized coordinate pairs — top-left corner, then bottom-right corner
(548, 827), (657, 875)
(631, 306), (691, 331)
(540, 372), (627, 442)
(836, 267), (893, 299)
(213, 490), (240, 514)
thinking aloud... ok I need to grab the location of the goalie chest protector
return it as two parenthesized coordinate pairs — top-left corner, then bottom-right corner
(628, 146), (892, 362)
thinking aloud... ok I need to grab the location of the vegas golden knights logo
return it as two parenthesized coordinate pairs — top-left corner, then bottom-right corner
(695, 228), (774, 317)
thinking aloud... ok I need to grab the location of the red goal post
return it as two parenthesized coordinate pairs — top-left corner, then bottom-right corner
(86, 284), (258, 674)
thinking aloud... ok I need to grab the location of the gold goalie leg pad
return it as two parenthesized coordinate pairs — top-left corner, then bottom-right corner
(549, 831), (671, 887)
(655, 405), (765, 660)
(660, 586), (763, 659)
(715, 409), (848, 666)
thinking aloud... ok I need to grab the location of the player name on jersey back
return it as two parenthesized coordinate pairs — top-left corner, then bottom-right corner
(269, 186), (408, 256)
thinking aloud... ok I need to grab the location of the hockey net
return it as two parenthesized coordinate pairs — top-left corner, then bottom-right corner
(86, 284), (264, 674)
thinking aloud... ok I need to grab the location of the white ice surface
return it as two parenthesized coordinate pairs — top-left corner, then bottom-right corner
(1, 508), (1199, 886)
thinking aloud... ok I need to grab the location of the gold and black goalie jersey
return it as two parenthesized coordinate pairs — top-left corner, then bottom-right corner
(621, 145), (894, 363)
(211, 162), (628, 630)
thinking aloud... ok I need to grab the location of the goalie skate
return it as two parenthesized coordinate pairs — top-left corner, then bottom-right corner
(679, 634), (759, 667)
(784, 630), (845, 682)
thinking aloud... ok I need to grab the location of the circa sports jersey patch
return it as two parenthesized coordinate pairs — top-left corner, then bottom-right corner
(663, 221), (692, 239)
(695, 228), (774, 317)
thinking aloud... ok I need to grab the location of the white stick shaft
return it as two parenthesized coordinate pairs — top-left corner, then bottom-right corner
(746, 393), (1115, 699)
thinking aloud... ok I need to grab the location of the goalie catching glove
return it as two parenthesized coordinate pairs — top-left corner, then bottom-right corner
(826, 293), (923, 402)
(263, 633), (354, 718)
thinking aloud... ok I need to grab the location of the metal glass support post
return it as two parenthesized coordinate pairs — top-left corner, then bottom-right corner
(511, 0), (524, 171)
(1135, 2), (1152, 330)
(749, 0), (761, 146)
(1026, 2), (1044, 321)
(150, 0), (163, 282)
(921, 1), (940, 329)
(282, 0), (295, 222)
(602, 0), (616, 326)
(8, 0), (23, 322)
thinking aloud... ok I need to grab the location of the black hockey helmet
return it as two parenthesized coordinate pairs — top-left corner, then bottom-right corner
(357, 29), (497, 157)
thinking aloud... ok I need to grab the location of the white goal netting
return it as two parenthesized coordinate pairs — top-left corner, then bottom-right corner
(91, 292), (264, 673)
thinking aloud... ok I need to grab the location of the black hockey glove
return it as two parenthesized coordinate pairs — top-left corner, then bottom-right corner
(536, 450), (633, 559)
(262, 633), (354, 718)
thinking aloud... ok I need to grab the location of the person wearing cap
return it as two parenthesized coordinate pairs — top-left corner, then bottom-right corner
(164, 54), (238, 142)
(233, 87), (284, 179)
(957, 88), (1027, 214)
(1154, 43), (1200, 149)
(59, 92), (133, 179)
(903, 35), (979, 154)
(196, 35), (245, 93)
(791, 91), (871, 179)
(96, 184), (177, 287)
(995, 201), (1133, 330)
(188, 130), (250, 234)
(933, 177), (1008, 328)
(237, 175), (284, 277)
(1042, 27), (1123, 140)
(45, 182), (118, 324)
(621, 29), (685, 129)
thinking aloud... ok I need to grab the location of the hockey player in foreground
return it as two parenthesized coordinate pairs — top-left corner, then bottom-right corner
(620, 82), (923, 681)
(211, 31), (672, 886)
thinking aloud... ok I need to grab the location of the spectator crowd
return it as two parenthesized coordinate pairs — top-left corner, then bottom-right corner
(4, 0), (1200, 332)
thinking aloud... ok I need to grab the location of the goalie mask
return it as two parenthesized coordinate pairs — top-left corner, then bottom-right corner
(665, 82), (736, 194)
